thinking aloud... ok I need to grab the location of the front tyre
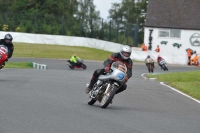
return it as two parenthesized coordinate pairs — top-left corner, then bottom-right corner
(100, 85), (118, 108)
(164, 64), (168, 71)
(88, 96), (96, 105)
(68, 65), (74, 69)
(151, 67), (154, 73)
(82, 64), (87, 69)
(147, 64), (151, 73)
(150, 64), (154, 73)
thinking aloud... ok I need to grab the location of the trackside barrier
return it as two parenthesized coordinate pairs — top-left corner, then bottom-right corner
(30, 62), (47, 70)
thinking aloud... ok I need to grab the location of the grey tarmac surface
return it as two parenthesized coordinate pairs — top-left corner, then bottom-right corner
(0, 57), (199, 133)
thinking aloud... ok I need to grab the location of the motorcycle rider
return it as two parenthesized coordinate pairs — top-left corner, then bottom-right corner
(85, 45), (133, 95)
(0, 33), (14, 69)
(157, 55), (165, 69)
(69, 54), (80, 67)
(145, 55), (154, 68)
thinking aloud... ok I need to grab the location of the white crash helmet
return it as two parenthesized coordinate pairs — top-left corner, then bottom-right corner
(119, 45), (132, 60)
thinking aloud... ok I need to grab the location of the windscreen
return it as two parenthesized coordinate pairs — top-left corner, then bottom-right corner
(111, 61), (127, 73)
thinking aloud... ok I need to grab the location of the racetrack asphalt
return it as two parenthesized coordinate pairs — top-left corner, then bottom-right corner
(0, 57), (199, 133)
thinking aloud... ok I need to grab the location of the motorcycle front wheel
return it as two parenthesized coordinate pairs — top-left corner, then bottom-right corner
(100, 85), (118, 108)
(88, 96), (97, 105)
(68, 65), (74, 69)
(147, 64), (151, 73)
(163, 64), (168, 71)
(81, 64), (87, 69)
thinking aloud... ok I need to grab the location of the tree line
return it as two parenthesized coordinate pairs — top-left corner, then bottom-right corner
(0, 0), (147, 45)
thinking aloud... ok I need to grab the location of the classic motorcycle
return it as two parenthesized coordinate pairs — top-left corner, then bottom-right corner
(67, 58), (87, 69)
(87, 61), (127, 108)
(159, 59), (168, 71)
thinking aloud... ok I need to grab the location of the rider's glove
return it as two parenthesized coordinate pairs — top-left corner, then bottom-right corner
(125, 77), (128, 82)
(104, 66), (110, 72)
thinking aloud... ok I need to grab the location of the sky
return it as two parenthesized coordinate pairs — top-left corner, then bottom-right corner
(93, 0), (120, 19)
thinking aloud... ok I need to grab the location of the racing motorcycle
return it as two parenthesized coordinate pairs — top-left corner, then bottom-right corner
(159, 59), (168, 71)
(146, 58), (154, 73)
(67, 58), (87, 69)
(0, 45), (8, 69)
(87, 61), (127, 108)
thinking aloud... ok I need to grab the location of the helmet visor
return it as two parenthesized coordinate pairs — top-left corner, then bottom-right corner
(122, 51), (131, 57)
(5, 39), (12, 43)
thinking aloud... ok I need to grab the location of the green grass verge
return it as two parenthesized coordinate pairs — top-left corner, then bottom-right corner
(147, 71), (200, 100)
(13, 43), (113, 61)
(6, 43), (143, 69)
(4, 62), (32, 68)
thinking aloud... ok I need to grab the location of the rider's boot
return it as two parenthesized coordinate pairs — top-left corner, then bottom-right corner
(85, 78), (96, 94)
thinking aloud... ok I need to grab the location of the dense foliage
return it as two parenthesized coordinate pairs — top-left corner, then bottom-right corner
(0, 0), (148, 45)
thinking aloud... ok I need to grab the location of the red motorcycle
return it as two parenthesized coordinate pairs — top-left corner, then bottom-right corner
(67, 59), (87, 69)
(0, 45), (8, 69)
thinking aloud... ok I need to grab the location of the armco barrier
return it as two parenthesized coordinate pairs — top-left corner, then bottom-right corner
(30, 62), (47, 70)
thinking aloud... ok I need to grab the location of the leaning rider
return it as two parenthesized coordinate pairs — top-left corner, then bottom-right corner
(0, 45), (8, 69)
(145, 55), (155, 68)
(85, 45), (133, 95)
(0, 33), (14, 68)
(69, 54), (80, 67)
(157, 55), (165, 68)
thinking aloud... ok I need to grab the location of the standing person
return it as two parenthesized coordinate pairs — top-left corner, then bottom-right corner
(190, 54), (199, 65)
(141, 43), (147, 51)
(186, 48), (193, 65)
(0, 33), (14, 68)
(155, 45), (160, 52)
(85, 45), (133, 96)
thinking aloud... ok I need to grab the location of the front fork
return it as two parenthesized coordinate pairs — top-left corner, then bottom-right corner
(104, 82), (119, 95)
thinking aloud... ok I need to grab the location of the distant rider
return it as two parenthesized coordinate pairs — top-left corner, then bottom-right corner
(69, 54), (80, 67)
(145, 55), (154, 68)
(85, 45), (133, 95)
(0, 33), (14, 68)
(157, 55), (165, 68)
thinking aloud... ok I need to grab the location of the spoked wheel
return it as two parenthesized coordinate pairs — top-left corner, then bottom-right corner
(100, 85), (118, 108)
(88, 95), (97, 105)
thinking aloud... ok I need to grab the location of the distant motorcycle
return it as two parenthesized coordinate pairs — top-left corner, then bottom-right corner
(67, 59), (87, 69)
(146, 58), (154, 73)
(0, 45), (8, 69)
(159, 59), (168, 71)
(87, 61), (127, 108)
